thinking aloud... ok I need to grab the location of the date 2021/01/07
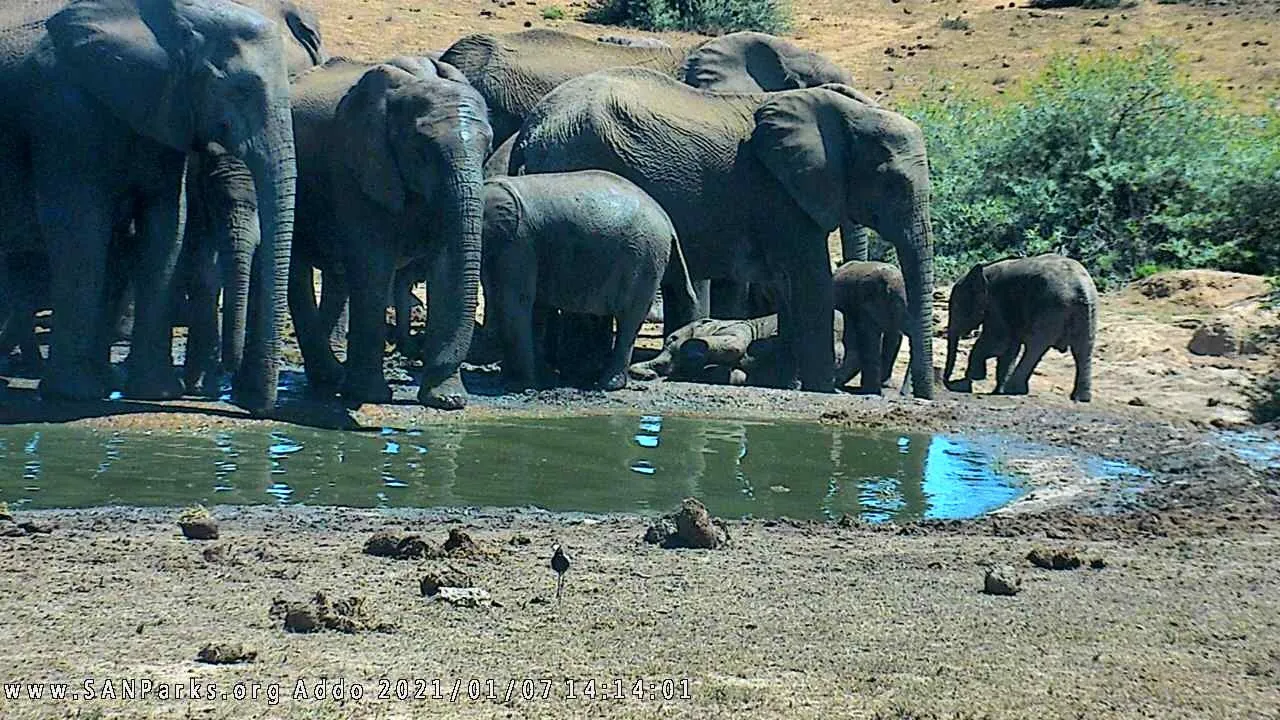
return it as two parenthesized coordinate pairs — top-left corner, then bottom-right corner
(370, 677), (693, 702)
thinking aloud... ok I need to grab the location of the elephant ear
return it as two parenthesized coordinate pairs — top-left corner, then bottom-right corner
(46, 0), (201, 152)
(751, 90), (848, 233)
(281, 1), (326, 67)
(335, 65), (409, 212)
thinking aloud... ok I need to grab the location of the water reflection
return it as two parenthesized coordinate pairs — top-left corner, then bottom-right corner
(0, 416), (1146, 522)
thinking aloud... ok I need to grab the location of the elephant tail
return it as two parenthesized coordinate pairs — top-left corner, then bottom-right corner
(664, 233), (698, 315)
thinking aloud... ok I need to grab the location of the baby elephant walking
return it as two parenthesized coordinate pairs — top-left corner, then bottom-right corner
(833, 261), (907, 395)
(482, 170), (697, 391)
(944, 254), (1097, 402)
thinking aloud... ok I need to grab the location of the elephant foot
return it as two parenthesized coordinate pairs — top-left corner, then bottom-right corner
(185, 366), (226, 399)
(999, 382), (1029, 396)
(853, 385), (884, 396)
(598, 371), (628, 391)
(304, 360), (345, 395)
(1070, 387), (1092, 403)
(946, 378), (973, 393)
(39, 363), (109, 402)
(419, 373), (468, 410)
(342, 371), (393, 406)
(124, 370), (185, 401)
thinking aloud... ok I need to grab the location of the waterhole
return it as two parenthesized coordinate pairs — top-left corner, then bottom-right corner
(0, 415), (1143, 522)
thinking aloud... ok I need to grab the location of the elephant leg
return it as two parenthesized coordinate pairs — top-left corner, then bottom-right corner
(33, 162), (114, 400)
(840, 219), (869, 263)
(880, 330), (903, 387)
(993, 343), (1020, 394)
(966, 330), (1001, 382)
(1002, 336), (1052, 396)
(601, 305), (645, 391)
(317, 270), (349, 346)
(183, 239), (222, 397)
(788, 246), (836, 393)
(498, 295), (537, 393)
(124, 159), (187, 400)
(1069, 334), (1093, 403)
(854, 321), (883, 396)
(835, 315), (861, 390)
(288, 258), (342, 392)
(342, 253), (395, 405)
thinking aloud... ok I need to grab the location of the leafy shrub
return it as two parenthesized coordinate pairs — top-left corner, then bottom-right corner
(939, 15), (971, 31)
(584, 0), (791, 35)
(541, 6), (566, 20)
(900, 43), (1280, 287)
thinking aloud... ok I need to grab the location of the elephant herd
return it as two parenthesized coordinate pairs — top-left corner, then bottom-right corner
(0, 0), (1099, 416)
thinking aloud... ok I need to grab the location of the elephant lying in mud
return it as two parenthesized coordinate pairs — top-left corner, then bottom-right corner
(944, 254), (1098, 402)
(628, 314), (843, 388)
(481, 170), (697, 392)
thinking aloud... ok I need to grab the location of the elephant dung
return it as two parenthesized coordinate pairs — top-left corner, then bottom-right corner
(196, 642), (257, 665)
(362, 530), (444, 560)
(420, 567), (475, 597)
(1026, 546), (1083, 570)
(644, 497), (729, 549)
(983, 566), (1022, 596)
(271, 592), (392, 634)
(177, 507), (219, 541)
(442, 528), (501, 561)
(1188, 316), (1261, 357)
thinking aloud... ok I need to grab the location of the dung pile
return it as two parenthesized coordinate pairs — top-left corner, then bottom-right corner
(644, 498), (729, 549)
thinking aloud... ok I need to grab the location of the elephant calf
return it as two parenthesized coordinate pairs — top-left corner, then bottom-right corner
(944, 254), (1098, 402)
(629, 313), (844, 388)
(833, 261), (907, 394)
(481, 170), (697, 391)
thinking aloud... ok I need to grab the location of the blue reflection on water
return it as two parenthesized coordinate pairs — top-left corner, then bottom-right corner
(921, 436), (1026, 520)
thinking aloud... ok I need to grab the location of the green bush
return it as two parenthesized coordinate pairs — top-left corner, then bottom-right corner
(900, 43), (1280, 288)
(584, 0), (791, 35)
(541, 6), (566, 20)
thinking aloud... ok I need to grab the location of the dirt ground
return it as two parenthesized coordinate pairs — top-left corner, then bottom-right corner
(2, 2), (1280, 718)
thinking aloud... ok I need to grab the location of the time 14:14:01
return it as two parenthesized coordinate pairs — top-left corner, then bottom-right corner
(565, 678), (691, 700)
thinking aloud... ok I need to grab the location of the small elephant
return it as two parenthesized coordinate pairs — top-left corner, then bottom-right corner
(833, 261), (907, 394)
(629, 313), (845, 389)
(481, 170), (697, 391)
(288, 56), (492, 409)
(944, 254), (1097, 402)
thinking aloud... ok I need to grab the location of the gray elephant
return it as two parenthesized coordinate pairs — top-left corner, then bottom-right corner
(443, 28), (868, 267)
(0, 0), (297, 412)
(0, 251), (49, 373)
(511, 68), (936, 397)
(944, 254), (1097, 402)
(288, 56), (491, 409)
(833, 260), (907, 394)
(177, 0), (325, 398)
(481, 170), (696, 391)
(629, 312), (846, 388)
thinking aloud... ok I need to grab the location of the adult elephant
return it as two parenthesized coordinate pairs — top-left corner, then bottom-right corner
(288, 57), (490, 409)
(511, 68), (935, 397)
(0, 0), (297, 413)
(179, 0), (325, 397)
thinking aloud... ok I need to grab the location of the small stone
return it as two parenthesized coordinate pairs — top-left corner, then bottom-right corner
(1189, 318), (1241, 357)
(1089, 557), (1107, 569)
(983, 566), (1022, 596)
(1128, 396), (1147, 407)
(196, 643), (257, 665)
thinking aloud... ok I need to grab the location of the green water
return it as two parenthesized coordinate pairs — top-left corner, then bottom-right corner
(0, 415), (1041, 522)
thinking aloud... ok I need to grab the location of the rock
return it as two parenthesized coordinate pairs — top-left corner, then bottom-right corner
(196, 643), (257, 665)
(983, 566), (1022, 596)
(645, 498), (729, 549)
(362, 530), (442, 560)
(1128, 397), (1147, 407)
(431, 587), (492, 608)
(270, 592), (391, 634)
(1090, 557), (1107, 569)
(419, 567), (473, 597)
(1189, 318), (1241, 357)
(1027, 546), (1083, 570)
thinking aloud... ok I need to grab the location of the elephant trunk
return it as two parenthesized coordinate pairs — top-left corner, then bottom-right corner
(419, 158), (484, 392)
(219, 195), (258, 376)
(235, 103), (297, 415)
(890, 196), (935, 399)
